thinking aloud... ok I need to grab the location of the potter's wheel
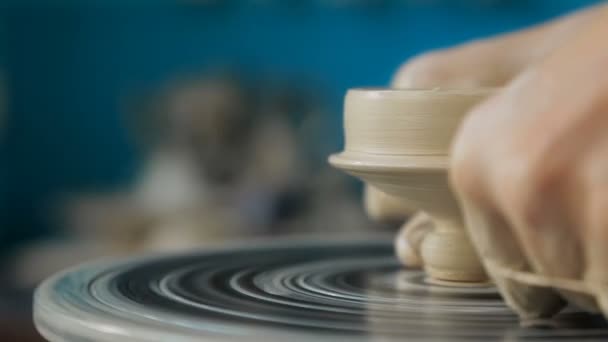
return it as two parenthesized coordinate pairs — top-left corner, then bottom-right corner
(34, 238), (608, 341)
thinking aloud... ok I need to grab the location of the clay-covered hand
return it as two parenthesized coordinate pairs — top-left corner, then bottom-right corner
(393, 3), (608, 319)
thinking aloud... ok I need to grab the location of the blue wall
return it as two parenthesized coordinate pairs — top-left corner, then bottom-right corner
(0, 0), (600, 247)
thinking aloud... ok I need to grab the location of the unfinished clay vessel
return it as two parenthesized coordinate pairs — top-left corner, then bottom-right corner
(330, 88), (494, 282)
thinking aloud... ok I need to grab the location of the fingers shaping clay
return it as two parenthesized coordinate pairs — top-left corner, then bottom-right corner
(329, 87), (607, 320)
(330, 88), (492, 283)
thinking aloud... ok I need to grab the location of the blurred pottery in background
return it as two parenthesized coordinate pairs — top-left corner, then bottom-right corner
(124, 74), (374, 241)
(10, 74), (376, 288)
(330, 88), (494, 283)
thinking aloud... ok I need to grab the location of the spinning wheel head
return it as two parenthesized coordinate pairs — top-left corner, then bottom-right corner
(33, 239), (608, 341)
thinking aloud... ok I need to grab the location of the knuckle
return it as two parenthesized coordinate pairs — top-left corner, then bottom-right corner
(585, 186), (608, 231)
(449, 140), (485, 202)
(449, 106), (490, 202)
(502, 166), (537, 222)
(496, 152), (571, 227)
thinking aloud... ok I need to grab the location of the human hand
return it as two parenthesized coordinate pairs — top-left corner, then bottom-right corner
(393, 4), (608, 319)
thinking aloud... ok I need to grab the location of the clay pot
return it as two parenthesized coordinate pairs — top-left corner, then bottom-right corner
(330, 88), (494, 282)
